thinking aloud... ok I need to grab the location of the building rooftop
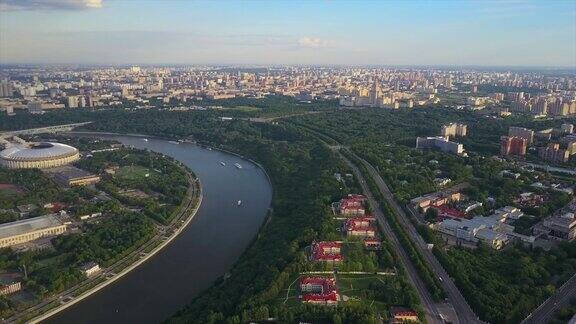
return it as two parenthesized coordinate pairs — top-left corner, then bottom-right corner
(0, 214), (66, 239)
(45, 165), (98, 181)
(0, 142), (78, 162)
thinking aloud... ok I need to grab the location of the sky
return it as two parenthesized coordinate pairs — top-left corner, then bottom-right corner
(0, 0), (575, 67)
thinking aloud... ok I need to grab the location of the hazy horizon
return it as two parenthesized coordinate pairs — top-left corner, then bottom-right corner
(1, 0), (575, 67)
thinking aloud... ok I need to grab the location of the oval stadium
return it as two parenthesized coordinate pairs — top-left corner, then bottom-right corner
(0, 142), (80, 169)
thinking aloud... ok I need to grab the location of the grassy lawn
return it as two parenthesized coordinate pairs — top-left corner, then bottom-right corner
(338, 274), (383, 291)
(34, 253), (71, 269)
(115, 166), (154, 181)
(0, 184), (24, 199)
(281, 274), (305, 307)
(337, 274), (392, 312)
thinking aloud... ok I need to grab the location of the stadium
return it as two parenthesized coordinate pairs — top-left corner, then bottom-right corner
(0, 142), (80, 169)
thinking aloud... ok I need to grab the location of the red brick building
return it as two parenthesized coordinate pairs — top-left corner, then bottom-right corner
(338, 194), (366, 216)
(501, 136), (527, 156)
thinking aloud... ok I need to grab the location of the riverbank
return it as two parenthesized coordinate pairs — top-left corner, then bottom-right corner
(10, 155), (203, 324)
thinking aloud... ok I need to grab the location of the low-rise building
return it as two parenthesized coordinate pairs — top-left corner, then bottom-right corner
(390, 307), (419, 323)
(310, 241), (343, 263)
(300, 276), (338, 305)
(411, 191), (462, 212)
(44, 166), (101, 187)
(537, 213), (576, 241)
(338, 194), (366, 216)
(0, 276), (21, 296)
(79, 262), (101, 277)
(416, 136), (464, 155)
(363, 238), (381, 250)
(436, 216), (514, 249)
(344, 216), (376, 237)
(490, 206), (524, 221)
(0, 213), (69, 248)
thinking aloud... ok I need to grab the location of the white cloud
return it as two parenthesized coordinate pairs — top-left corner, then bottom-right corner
(0, 0), (103, 11)
(298, 37), (334, 48)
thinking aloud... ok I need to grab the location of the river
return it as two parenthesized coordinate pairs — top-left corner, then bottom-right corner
(45, 135), (272, 324)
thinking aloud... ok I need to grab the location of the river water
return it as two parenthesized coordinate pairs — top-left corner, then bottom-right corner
(45, 135), (272, 324)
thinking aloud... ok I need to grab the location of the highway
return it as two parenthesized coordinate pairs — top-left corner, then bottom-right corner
(336, 150), (443, 324)
(349, 150), (482, 324)
(522, 273), (576, 324)
(292, 121), (483, 323)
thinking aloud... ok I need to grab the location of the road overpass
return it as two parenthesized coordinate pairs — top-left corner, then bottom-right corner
(0, 122), (92, 137)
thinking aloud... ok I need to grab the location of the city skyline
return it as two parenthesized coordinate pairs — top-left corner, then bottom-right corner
(1, 0), (575, 67)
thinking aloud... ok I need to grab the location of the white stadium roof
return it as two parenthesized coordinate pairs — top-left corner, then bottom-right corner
(0, 142), (78, 162)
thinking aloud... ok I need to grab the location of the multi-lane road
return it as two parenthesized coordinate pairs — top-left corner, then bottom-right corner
(293, 121), (482, 323)
(282, 120), (571, 324)
(522, 273), (576, 324)
(336, 150), (443, 324)
(349, 150), (483, 324)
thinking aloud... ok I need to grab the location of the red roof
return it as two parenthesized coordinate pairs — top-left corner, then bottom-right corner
(345, 217), (376, 232)
(432, 205), (466, 219)
(300, 277), (336, 287)
(339, 194), (366, 209)
(346, 223), (376, 232)
(391, 308), (418, 317)
(302, 291), (338, 302)
(48, 202), (67, 213)
(313, 241), (341, 249)
(300, 276), (338, 303)
(311, 241), (343, 262)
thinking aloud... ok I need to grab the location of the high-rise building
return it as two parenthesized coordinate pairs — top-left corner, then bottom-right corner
(501, 136), (527, 156)
(539, 143), (570, 163)
(441, 123), (467, 138)
(509, 127), (534, 145)
(67, 96), (79, 108)
(534, 98), (548, 115)
(0, 82), (13, 97)
(369, 80), (380, 107)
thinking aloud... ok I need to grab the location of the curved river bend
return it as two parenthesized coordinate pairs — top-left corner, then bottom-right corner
(46, 135), (272, 324)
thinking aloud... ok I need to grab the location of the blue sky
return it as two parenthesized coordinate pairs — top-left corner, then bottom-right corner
(1, 0), (575, 66)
